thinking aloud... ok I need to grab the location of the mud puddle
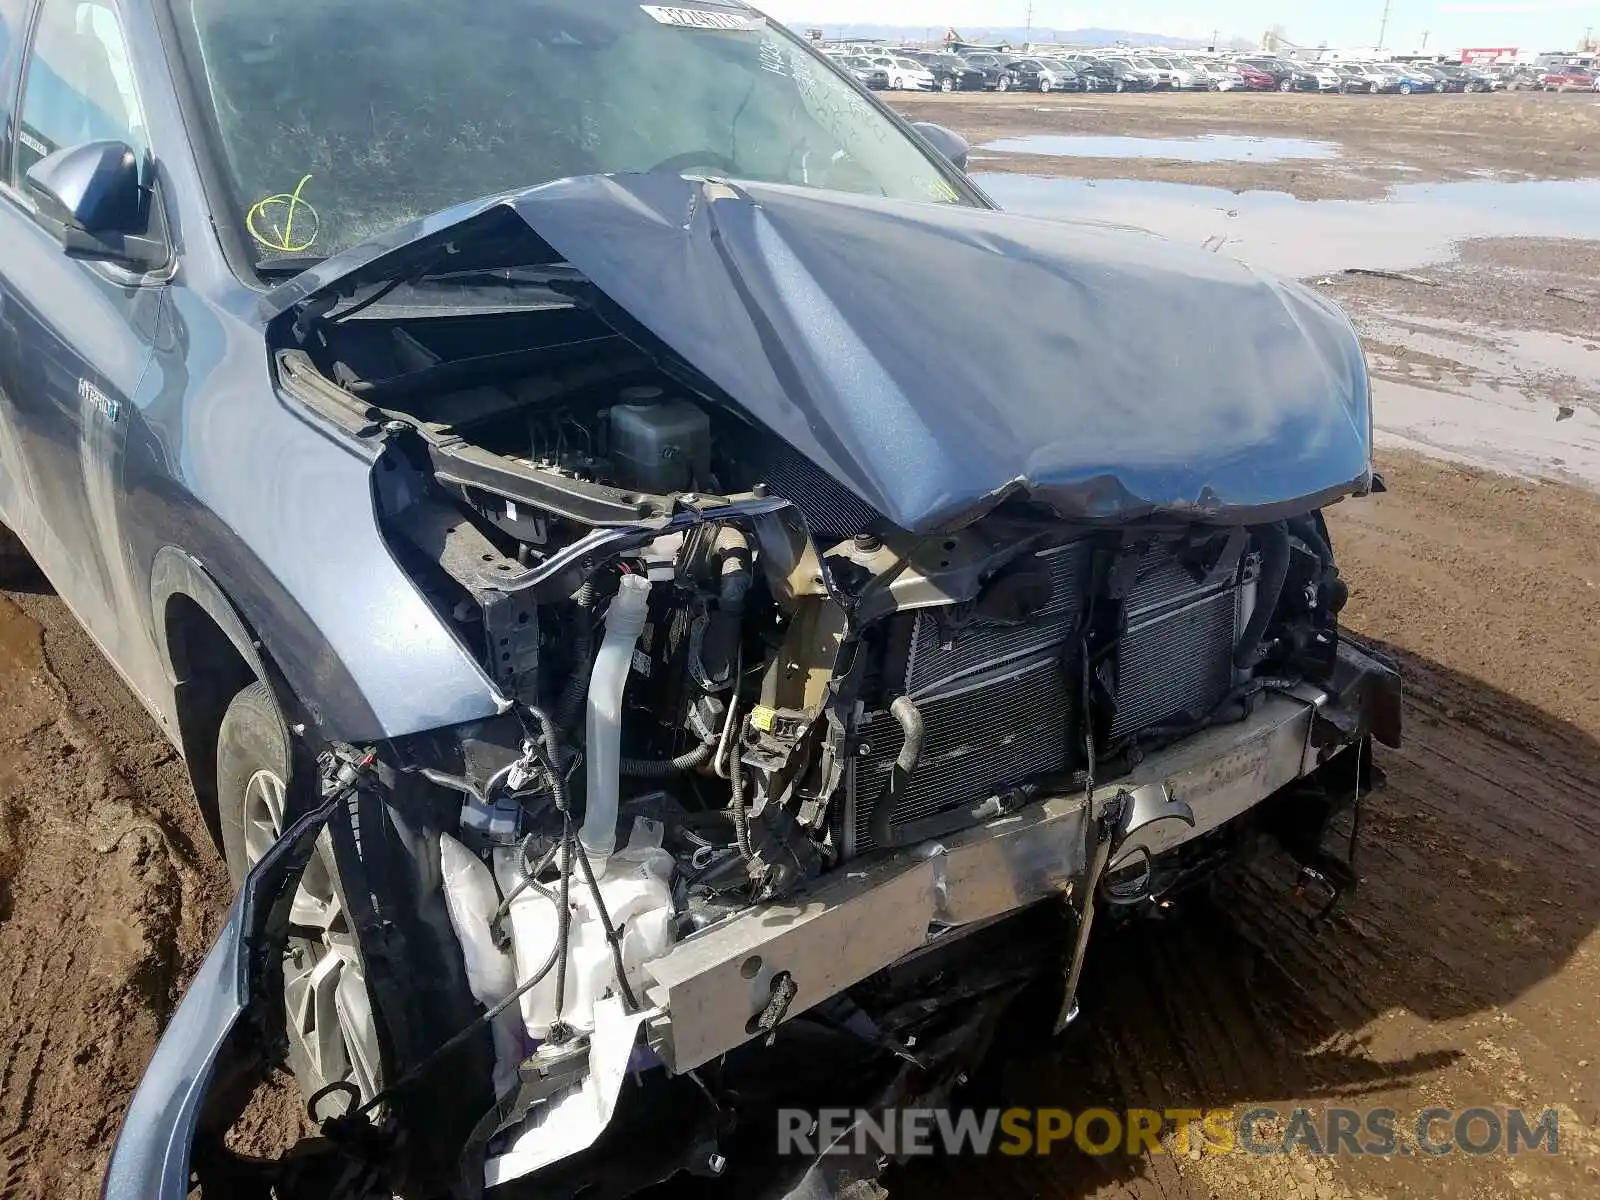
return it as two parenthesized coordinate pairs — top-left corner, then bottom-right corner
(983, 133), (1341, 162)
(1373, 377), (1600, 486)
(1359, 314), (1600, 393)
(974, 174), (1600, 277)
(1350, 312), (1600, 484)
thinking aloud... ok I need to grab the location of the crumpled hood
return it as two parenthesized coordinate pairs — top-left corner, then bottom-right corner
(269, 173), (1373, 532)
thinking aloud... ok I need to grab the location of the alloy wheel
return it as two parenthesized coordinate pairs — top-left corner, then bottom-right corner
(244, 768), (383, 1113)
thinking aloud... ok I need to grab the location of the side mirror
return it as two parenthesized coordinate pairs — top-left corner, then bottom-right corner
(24, 140), (164, 271)
(912, 122), (971, 172)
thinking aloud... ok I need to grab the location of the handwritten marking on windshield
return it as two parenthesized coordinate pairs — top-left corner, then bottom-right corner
(247, 174), (320, 252)
(640, 5), (763, 32)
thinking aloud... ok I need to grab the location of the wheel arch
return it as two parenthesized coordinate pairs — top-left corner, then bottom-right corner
(151, 546), (289, 847)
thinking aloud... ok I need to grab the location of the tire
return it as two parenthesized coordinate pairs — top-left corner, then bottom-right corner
(1039, 79), (1052, 93)
(1114, 78), (1125, 93)
(940, 76), (955, 93)
(1279, 78), (1292, 92)
(1399, 82), (1412, 95)
(218, 681), (387, 1118)
(997, 75), (1010, 92)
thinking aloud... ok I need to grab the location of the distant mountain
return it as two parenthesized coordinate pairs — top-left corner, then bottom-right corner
(785, 23), (1218, 49)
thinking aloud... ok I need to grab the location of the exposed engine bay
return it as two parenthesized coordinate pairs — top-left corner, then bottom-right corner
(265, 277), (1399, 1196)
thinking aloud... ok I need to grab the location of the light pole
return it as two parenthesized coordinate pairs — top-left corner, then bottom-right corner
(1377, 0), (1392, 50)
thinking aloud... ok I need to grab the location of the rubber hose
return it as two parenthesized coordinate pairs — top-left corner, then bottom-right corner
(867, 697), (925, 850)
(1233, 521), (1291, 671)
(620, 741), (714, 778)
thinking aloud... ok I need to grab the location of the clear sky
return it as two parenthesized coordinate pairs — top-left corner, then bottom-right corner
(757, 1), (1597, 53)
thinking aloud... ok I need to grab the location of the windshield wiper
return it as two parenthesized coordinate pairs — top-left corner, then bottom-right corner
(423, 263), (583, 287)
(254, 252), (328, 277)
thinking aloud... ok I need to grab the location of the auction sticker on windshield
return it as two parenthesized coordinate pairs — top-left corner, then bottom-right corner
(641, 5), (764, 31)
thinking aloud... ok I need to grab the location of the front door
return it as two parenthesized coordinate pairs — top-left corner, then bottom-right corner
(0, 0), (166, 683)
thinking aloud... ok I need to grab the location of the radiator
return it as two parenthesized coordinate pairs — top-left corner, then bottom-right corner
(839, 541), (1251, 855)
(843, 655), (1072, 855)
(901, 541), (1092, 697)
(1109, 550), (1251, 741)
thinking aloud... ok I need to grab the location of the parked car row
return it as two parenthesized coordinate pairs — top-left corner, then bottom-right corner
(1521, 63), (1598, 91)
(824, 45), (1584, 96)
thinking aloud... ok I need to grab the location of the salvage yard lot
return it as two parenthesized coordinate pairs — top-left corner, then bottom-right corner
(2, 90), (1599, 1198)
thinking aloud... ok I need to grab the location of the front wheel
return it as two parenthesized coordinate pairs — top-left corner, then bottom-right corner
(1399, 82), (1413, 94)
(997, 75), (1010, 92)
(1039, 79), (1052, 93)
(940, 76), (955, 93)
(1279, 78), (1293, 92)
(217, 681), (385, 1114)
(1114, 78), (1126, 93)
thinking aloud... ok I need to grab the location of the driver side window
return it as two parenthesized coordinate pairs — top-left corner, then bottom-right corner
(14, 0), (147, 183)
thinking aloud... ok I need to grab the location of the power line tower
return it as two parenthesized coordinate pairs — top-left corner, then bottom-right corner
(1377, 0), (1392, 50)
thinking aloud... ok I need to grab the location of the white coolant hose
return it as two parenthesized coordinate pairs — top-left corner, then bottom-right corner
(581, 574), (652, 872)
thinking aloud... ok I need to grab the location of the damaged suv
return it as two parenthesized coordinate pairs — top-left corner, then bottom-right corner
(0, 0), (1400, 1196)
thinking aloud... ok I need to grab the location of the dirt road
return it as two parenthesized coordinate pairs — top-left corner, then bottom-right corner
(3, 93), (1599, 1200)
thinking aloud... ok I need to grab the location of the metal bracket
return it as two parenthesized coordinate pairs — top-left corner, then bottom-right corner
(1051, 782), (1197, 1033)
(482, 589), (540, 699)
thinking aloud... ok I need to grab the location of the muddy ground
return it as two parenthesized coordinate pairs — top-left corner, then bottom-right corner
(3, 95), (1600, 1199)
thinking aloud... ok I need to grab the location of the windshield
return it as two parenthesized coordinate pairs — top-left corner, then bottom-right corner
(169, 0), (967, 263)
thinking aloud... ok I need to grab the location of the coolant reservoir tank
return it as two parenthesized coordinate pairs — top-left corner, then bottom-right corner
(609, 387), (710, 494)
